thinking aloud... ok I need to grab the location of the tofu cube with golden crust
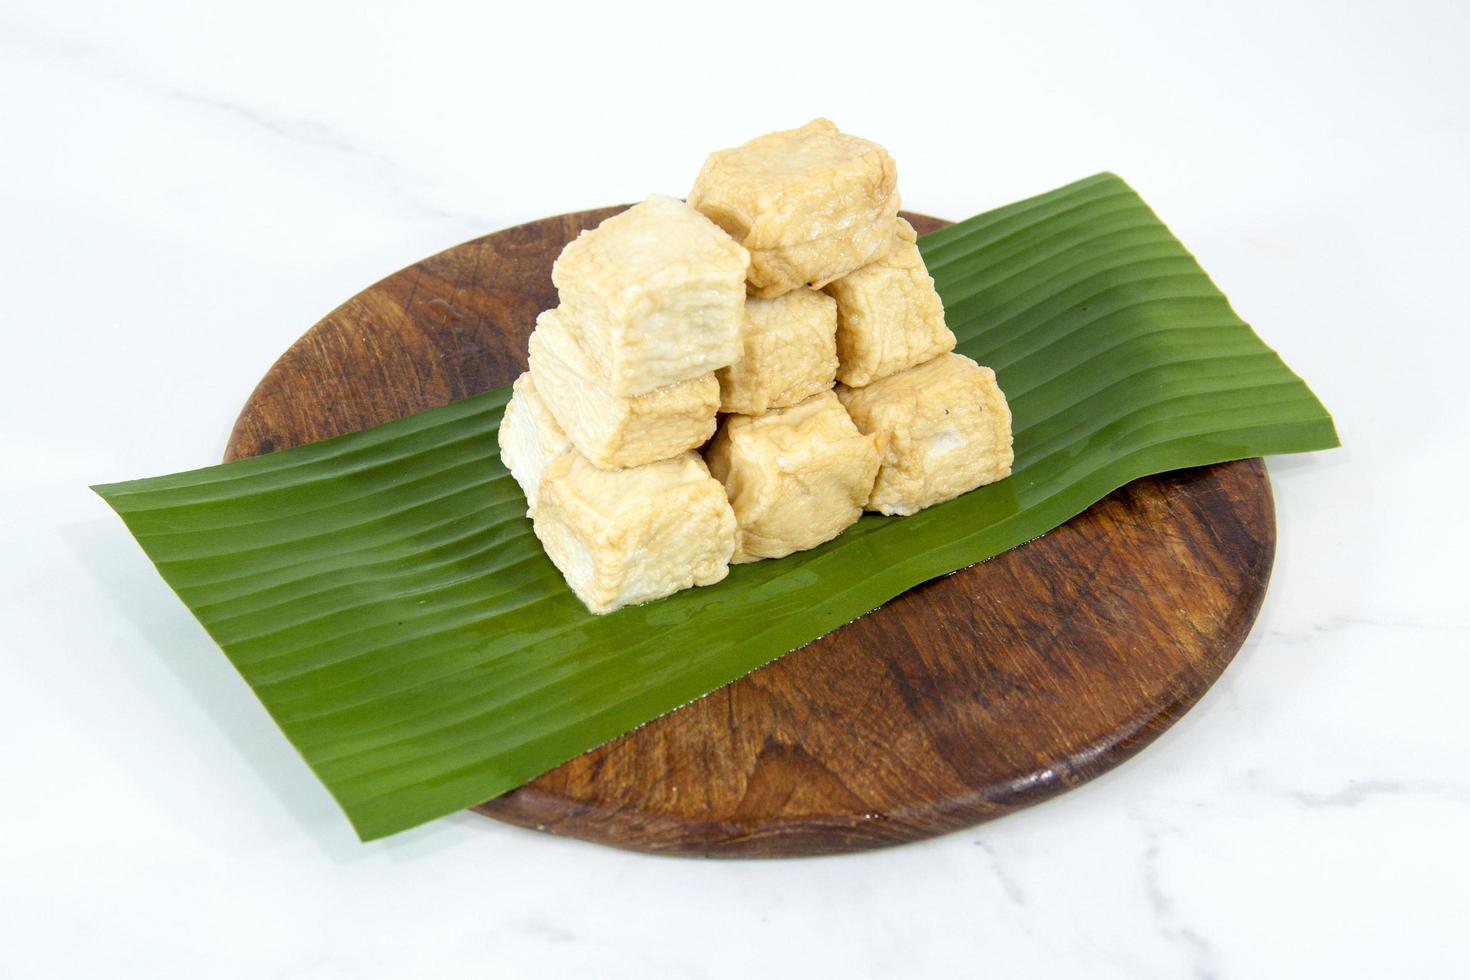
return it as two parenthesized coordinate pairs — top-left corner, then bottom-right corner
(551, 195), (749, 395)
(528, 309), (720, 470)
(837, 353), (1013, 516)
(497, 372), (573, 516)
(705, 391), (881, 563)
(688, 119), (901, 298)
(825, 218), (956, 387)
(719, 288), (838, 416)
(534, 451), (736, 614)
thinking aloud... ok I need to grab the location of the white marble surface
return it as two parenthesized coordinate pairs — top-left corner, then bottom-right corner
(2, 1), (1467, 976)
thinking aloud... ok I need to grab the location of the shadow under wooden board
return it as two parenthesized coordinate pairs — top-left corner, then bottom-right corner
(225, 207), (1275, 857)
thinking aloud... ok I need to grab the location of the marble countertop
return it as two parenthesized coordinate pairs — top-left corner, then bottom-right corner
(3, 2), (1466, 977)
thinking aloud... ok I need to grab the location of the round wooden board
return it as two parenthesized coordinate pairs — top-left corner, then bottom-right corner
(226, 208), (1275, 858)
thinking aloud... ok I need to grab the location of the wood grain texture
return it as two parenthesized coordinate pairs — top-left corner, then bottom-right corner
(226, 208), (1275, 857)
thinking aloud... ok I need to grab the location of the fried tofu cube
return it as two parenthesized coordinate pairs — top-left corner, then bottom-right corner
(719, 288), (838, 416)
(551, 195), (749, 395)
(497, 372), (573, 516)
(825, 218), (956, 387)
(837, 353), (1013, 516)
(705, 391), (880, 563)
(534, 451), (736, 614)
(528, 309), (720, 470)
(688, 119), (901, 298)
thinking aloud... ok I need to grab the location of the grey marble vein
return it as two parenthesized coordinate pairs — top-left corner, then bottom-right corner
(0, 13), (478, 227)
(1137, 819), (1226, 980)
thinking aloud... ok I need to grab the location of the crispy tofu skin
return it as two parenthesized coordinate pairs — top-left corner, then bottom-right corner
(688, 119), (901, 298)
(528, 309), (720, 470)
(533, 452), (737, 614)
(552, 195), (749, 396)
(837, 353), (1013, 516)
(497, 372), (573, 516)
(705, 391), (880, 562)
(825, 218), (956, 387)
(718, 288), (838, 416)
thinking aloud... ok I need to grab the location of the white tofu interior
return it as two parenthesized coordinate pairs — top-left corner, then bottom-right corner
(497, 372), (573, 516)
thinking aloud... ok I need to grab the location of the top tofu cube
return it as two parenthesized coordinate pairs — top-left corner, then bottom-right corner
(551, 195), (749, 396)
(688, 119), (901, 298)
(826, 217), (957, 388)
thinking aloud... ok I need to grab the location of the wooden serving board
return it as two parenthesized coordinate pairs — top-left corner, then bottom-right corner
(226, 209), (1275, 857)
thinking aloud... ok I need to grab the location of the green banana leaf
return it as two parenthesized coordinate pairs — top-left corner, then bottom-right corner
(94, 173), (1338, 840)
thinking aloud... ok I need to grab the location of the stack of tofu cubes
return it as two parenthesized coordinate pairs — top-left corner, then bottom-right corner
(499, 119), (1013, 614)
